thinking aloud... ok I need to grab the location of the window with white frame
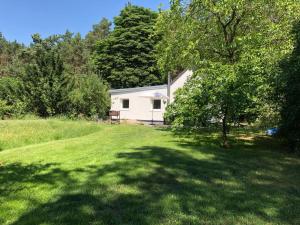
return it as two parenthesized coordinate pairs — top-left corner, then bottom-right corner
(153, 99), (161, 110)
(122, 99), (129, 109)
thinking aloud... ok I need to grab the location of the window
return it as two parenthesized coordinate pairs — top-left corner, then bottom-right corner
(122, 99), (129, 109)
(153, 99), (161, 110)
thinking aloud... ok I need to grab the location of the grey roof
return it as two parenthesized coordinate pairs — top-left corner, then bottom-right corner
(109, 85), (167, 94)
(109, 69), (191, 95)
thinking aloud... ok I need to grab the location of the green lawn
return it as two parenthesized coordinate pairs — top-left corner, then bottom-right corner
(0, 120), (299, 225)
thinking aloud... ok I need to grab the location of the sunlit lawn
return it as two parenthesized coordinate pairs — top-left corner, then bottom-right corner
(0, 119), (299, 225)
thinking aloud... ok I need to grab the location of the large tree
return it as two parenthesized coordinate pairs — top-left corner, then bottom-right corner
(158, 0), (300, 146)
(85, 18), (111, 52)
(58, 31), (91, 75)
(0, 33), (24, 77)
(94, 4), (162, 88)
(279, 21), (300, 152)
(21, 34), (66, 117)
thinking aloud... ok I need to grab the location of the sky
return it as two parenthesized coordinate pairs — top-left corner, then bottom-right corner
(0, 0), (170, 45)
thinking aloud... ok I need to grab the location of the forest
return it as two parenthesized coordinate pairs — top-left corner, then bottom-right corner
(0, 1), (299, 152)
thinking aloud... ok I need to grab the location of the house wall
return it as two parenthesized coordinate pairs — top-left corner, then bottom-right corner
(109, 70), (193, 122)
(170, 70), (193, 102)
(110, 87), (168, 122)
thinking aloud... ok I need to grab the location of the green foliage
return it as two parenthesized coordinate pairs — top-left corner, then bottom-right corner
(279, 21), (300, 152)
(0, 76), (22, 103)
(67, 74), (110, 118)
(0, 31), (110, 119)
(0, 33), (25, 77)
(17, 35), (110, 119)
(165, 64), (257, 130)
(0, 100), (12, 119)
(85, 18), (111, 52)
(94, 5), (163, 88)
(158, 0), (300, 146)
(58, 31), (92, 74)
(21, 36), (66, 117)
(0, 76), (28, 117)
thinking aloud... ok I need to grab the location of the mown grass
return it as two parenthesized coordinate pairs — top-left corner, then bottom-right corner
(0, 119), (299, 225)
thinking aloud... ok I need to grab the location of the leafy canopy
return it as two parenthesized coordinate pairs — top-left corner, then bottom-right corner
(279, 21), (300, 152)
(21, 35), (66, 117)
(159, 0), (300, 146)
(85, 18), (111, 52)
(66, 74), (110, 118)
(94, 4), (162, 88)
(18, 34), (110, 118)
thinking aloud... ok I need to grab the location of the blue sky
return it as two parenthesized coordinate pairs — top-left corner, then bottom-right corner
(0, 0), (170, 45)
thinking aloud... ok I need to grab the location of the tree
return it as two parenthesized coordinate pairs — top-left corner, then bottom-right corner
(59, 31), (91, 74)
(94, 4), (162, 88)
(66, 74), (110, 118)
(279, 21), (300, 152)
(21, 34), (66, 117)
(0, 76), (27, 117)
(158, 0), (300, 147)
(85, 18), (111, 52)
(0, 33), (25, 77)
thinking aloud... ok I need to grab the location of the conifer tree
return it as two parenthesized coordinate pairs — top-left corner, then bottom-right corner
(22, 34), (66, 116)
(94, 4), (162, 88)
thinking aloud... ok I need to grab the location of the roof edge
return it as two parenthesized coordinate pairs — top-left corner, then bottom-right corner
(109, 84), (167, 94)
(171, 69), (190, 85)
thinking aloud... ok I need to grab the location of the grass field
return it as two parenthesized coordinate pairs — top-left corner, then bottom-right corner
(0, 119), (299, 225)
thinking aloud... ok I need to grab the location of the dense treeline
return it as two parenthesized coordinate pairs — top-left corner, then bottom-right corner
(0, 21), (111, 119)
(0, 4), (162, 119)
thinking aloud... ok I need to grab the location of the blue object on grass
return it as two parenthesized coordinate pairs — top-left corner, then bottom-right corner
(266, 128), (278, 136)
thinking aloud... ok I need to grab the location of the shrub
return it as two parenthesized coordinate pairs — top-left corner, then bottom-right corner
(0, 77), (28, 118)
(67, 74), (110, 119)
(0, 100), (12, 119)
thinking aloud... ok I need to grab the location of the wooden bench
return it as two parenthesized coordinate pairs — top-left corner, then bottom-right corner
(109, 111), (120, 124)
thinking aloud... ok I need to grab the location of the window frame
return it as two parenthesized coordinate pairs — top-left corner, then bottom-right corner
(121, 99), (130, 110)
(152, 99), (162, 110)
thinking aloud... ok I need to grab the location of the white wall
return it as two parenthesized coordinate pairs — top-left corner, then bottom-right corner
(110, 87), (168, 121)
(170, 70), (193, 102)
(109, 70), (193, 122)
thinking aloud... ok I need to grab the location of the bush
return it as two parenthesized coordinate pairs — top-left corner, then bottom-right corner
(0, 100), (12, 119)
(21, 46), (65, 117)
(0, 77), (28, 118)
(67, 74), (110, 119)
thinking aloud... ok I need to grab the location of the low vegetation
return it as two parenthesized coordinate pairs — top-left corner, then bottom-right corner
(0, 119), (299, 225)
(0, 119), (103, 151)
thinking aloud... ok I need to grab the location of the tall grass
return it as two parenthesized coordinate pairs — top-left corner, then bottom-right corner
(0, 119), (103, 150)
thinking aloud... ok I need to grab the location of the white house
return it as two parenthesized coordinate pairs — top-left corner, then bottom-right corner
(109, 70), (193, 123)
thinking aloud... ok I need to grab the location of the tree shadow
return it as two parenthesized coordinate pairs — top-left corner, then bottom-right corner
(3, 138), (300, 224)
(0, 162), (73, 195)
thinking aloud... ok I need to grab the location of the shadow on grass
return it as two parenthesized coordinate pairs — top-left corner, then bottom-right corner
(0, 162), (74, 195)
(1, 134), (300, 225)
